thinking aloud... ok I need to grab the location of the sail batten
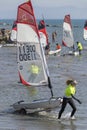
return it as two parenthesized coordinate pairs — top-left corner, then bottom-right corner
(16, 0), (48, 87)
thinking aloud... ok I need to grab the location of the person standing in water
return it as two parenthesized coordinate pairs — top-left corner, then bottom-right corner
(77, 41), (83, 55)
(58, 79), (81, 120)
(52, 31), (57, 43)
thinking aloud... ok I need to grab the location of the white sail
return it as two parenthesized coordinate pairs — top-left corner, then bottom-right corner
(83, 20), (87, 40)
(38, 20), (48, 47)
(10, 21), (17, 41)
(62, 14), (74, 47)
(17, 1), (48, 87)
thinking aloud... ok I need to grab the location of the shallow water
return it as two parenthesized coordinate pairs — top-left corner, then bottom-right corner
(0, 45), (87, 130)
(0, 19), (87, 129)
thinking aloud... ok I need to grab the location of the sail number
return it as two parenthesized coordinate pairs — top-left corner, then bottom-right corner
(18, 45), (37, 61)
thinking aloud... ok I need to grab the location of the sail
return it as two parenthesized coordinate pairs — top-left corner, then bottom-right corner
(83, 20), (87, 40)
(10, 20), (17, 41)
(16, 0), (48, 87)
(38, 20), (48, 47)
(62, 14), (74, 47)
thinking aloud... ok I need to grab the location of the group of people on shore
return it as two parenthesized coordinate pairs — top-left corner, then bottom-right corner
(0, 28), (12, 43)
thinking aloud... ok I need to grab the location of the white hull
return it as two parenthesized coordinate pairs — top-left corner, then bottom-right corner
(12, 97), (62, 113)
(68, 51), (79, 56)
(2, 43), (17, 47)
(49, 49), (61, 55)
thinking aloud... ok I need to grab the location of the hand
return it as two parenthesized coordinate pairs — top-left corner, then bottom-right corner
(77, 99), (82, 104)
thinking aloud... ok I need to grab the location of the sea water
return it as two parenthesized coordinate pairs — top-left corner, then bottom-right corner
(0, 19), (87, 130)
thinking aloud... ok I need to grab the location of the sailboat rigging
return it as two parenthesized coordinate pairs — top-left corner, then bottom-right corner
(17, 0), (48, 87)
(12, 0), (62, 113)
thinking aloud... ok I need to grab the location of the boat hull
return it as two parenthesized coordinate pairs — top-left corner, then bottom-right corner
(2, 43), (17, 47)
(49, 49), (61, 55)
(68, 51), (79, 56)
(12, 97), (62, 113)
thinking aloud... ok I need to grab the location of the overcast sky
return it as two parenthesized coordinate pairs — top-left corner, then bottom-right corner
(0, 0), (87, 19)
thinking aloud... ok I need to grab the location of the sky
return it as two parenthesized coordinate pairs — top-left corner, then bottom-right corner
(0, 0), (87, 19)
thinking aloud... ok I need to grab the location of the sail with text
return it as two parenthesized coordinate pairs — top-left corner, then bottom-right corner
(38, 20), (48, 47)
(16, 0), (51, 88)
(10, 20), (17, 41)
(83, 20), (87, 40)
(62, 14), (74, 47)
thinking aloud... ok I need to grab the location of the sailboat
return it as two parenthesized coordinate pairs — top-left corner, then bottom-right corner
(83, 20), (87, 40)
(12, 0), (62, 113)
(62, 14), (79, 56)
(38, 19), (61, 55)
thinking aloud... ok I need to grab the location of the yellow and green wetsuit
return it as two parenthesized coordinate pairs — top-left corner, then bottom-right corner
(77, 42), (83, 51)
(58, 84), (76, 119)
(77, 42), (83, 55)
(65, 84), (76, 98)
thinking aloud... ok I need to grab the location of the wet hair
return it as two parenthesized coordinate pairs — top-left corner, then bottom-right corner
(66, 79), (77, 86)
(66, 80), (73, 85)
